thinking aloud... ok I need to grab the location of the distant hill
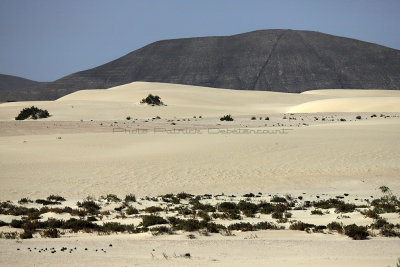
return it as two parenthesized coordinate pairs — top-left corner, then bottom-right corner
(1, 29), (399, 101)
(0, 74), (42, 101)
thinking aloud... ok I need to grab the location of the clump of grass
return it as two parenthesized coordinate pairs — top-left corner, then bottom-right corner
(176, 192), (193, 199)
(218, 202), (238, 213)
(19, 230), (33, 239)
(228, 222), (253, 232)
(169, 218), (201, 232)
(100, 222), (135, 233)
(289, 221), (317, 231)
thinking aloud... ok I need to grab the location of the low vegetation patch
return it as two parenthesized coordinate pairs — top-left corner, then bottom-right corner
(140, 94), (164, 106)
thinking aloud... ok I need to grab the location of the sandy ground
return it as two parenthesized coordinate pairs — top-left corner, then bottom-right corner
(0, 82), (400, 266)
(1, 231), (400, 266)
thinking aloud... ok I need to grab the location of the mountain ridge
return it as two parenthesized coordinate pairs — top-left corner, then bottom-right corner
(1, 29), (399, 101)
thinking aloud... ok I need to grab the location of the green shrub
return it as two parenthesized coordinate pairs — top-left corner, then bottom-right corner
(140, 94), (164, 106)
(255, 221), (279, 230)
(380, 226), (400, 237)
(15, 106), (50, 120)
(344, 224), (369, 240)
(0, 220), (8, 227)
(10, 219), (24, 228)
(206, 222), (226, 233)
(100, 222), (135, 233)
(220, 114), (233, 121)
(142, 215), (167, 227)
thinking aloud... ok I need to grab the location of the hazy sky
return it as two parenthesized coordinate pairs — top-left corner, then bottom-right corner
(1, 0), (399, 81)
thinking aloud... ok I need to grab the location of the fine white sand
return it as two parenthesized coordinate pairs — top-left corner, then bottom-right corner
(0, 82), (400, 266)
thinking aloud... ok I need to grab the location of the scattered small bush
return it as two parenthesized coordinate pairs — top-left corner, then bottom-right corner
(327, 222), (343, 233)
(311, 209), (324, 215)
(126, 206), (139, 215)
(77, 200), (101, 214)
(41, 228), (59, 238)
(20, 230), (33, 239)
(145, 206), (164, 213)
(47, 195), (66, 202)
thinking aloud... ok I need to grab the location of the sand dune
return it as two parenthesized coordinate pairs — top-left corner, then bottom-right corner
(289, 97), (400, 113)
(302, 89), (400, 97)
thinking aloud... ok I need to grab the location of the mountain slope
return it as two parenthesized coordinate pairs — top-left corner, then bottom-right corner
(1, 29), (400, 101)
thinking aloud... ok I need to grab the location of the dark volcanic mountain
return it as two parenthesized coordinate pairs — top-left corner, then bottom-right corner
(0, 74), (42, 100)
(1, 29), (400, 101)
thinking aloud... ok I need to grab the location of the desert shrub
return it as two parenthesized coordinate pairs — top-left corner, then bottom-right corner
(105, 194), (121, 202)
(176, 192), (193, 199)
(218, 202), (238, 213)
(238, 201), (258, 217)
(151, 226), (173, 235)
(124, 194), (136, 202)
(255, 221), (279, 230)
(311, 209), (324, 215)
(172, 219), (201, 232)
(197, 210), (211, 222)
(142, 215), (167, 227)
(220, 114), (234, 121)
(41, 228), (59, 238)
(327, 222), (344, 233)
(100, 222), (135, 233)
(380, 226), (400, 237)
(289, 221), (316, 231)
(272, 212), (283, 219)
(340, 118), (346, 121)
(140, 94), (164, 106)
(344, 224), (369, 240)
(62, 218), (99, 232)
(270, 196), (287, 203)
(251, 116), (256, 120)
(126, 116), (131, 120)
(362, 209), (380, 219)
(371, 218), (389, 229)
(10, 219), (24, 228)
(15, 106), (50, 120)
(190, 199), (216, 212)
(145, 206), (163, 213)
(228, 222), (253, 231)
(41, 218), (64, 229)
(356, 115), (362, 120)
(35, 199), (61, 205)
(18, 198), (33, 204)
(77, 200), (101, 214)
(313, 199), (355, 213)
(126, 206), (139, 215)
(243, 193), (255, 197)
(20, 230), (33, 239)
(47, 195), (66, 202)
(206, 222), (226, 233)
(0, 220), (8, 227)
